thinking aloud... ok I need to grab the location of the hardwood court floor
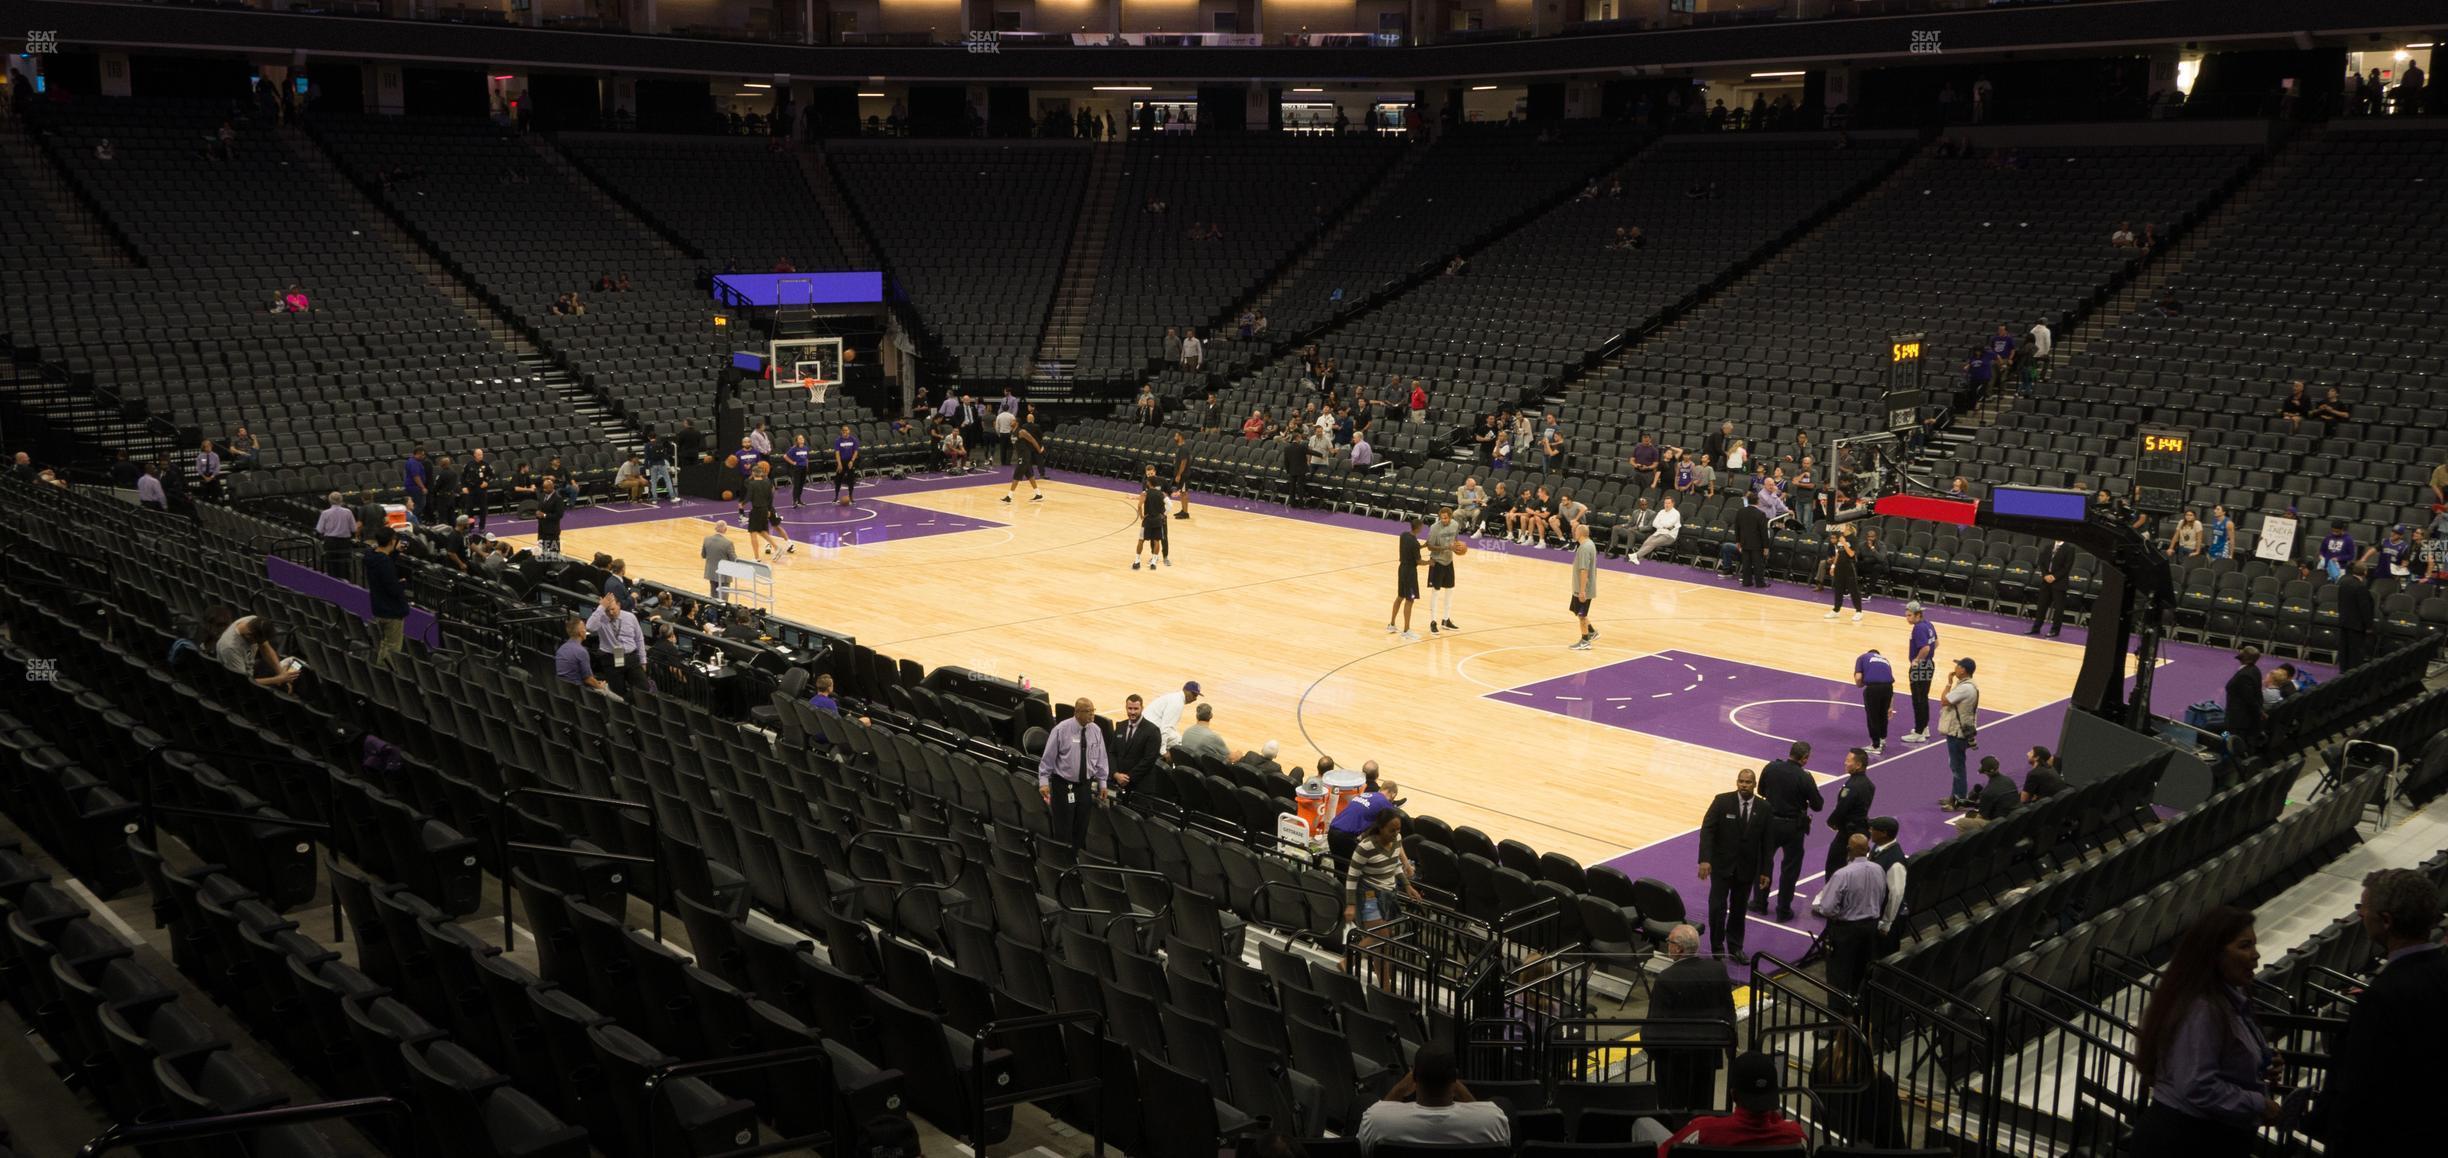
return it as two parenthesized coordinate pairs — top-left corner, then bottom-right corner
(520, 479), (2100, 866)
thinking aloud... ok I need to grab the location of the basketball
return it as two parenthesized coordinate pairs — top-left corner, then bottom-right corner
(1453, 541), (1470, 556)
(720, 489), (734, 501)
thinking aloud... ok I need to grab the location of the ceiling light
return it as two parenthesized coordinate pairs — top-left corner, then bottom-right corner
(857, 92), (887, 98)
(1470, 85), (1498, 91)
(1094, 85), (1152, 92)
(1750, 71), (1806, 78)
(742, 82), (771, 89)
(2407, 43), (2437, 49)
(1291, 87), (1324, 93)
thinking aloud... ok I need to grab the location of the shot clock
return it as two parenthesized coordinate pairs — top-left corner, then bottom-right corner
(1884, 332), (1925, 434)
(2135, 427), (2190, 514)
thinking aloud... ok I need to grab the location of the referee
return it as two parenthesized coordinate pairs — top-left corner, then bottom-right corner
(1854, 646), (1895, 754)
(1387, 517), (1424, 640)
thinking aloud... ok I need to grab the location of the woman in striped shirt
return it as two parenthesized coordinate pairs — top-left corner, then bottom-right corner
(1344, 809), (1422, 986)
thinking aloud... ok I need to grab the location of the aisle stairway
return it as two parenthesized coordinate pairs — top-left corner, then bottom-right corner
(1030, 143), (1125, 388)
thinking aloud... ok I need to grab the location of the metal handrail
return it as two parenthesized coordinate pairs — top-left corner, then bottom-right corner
(77, 1095), (411, 1156)
(641, 1046), (836, 1158)
(1051, 861), (1176, 941)
(846, 827), (981, 944)
(494, 786), (665, 952)
(971, 1008), (1108, 1158)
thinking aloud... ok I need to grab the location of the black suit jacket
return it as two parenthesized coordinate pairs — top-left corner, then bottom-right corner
(1648, 956), (1737, 1057)
(2224, 663), (2265, 740)
(1235, 752), (1283, 779)
(2338, 576), (2377, 632)
(1283, 440), (1309, 475)
(2040, 541), (2076, 586)
(2315, 944), (2448, 1157)
(1735, 506), (1771, 551)
(1110, 718), (1162, 779)
(1698, 791), (1774, 875)
(1827, 773), (1875, 834)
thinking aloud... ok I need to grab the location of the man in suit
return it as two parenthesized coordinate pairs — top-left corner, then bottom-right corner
(2027, 539), (2076, 636)
(1823, 748), (1875, 877)
(1647, 923), (1737, 1113)
(2309, 867), (2448, 1158)
(2223, 645), (2265, 759)
(1235, 739), (1284, 779)
(1697, 768), (1773, 960)
(1734, 493), (1771, 587)
(1756, 741), (1823, 921)
(2337, 561), (2379, 670)
(1109, 693), (1166, 801)
(1283, 430), (1311, 506)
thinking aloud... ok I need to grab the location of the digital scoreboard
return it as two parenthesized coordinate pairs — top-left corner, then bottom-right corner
(1884, 332), (1925, 434)
(2134, 426), (2191, 514)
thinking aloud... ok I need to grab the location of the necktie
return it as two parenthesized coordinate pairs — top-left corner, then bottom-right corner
(1741, 799), (1751, 825)
(1075, 724), (1086, 784)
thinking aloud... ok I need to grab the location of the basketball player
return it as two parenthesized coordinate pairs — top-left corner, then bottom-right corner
(784, 434), (812, 507)
(1387, 517), (1425, 641)
(832, 424), (860, 506)
(1004, 408), (1046, 503)
(729, 436), (762, 523)
(745, 462), (796, 559)
(1169, 432), (1193, 519)
(1568, 522), (1599, 650)
(1424, 506), (1461, 633)
(1134, 467), (1170, 570)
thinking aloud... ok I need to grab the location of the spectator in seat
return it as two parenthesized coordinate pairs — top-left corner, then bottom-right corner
(1647, 923), (1735, 1113)
(195, 439), (224, 504)
(1630, 496), (1682, 564)
(2277, 380), (2311, 431)
(2170, 508), (2205, 556)
(1175, 703), (1228, 763)
(2130, 907), (2278, 1156)
(1180, 329), (1203, 371)
(1242, 408), (1266, 440)
(1812, 1029), (1907, 1149)
(2307, 868), (2448, 1158)
(94, 137), (115, 162)
(2311, 386), (2352, 436)
(2112, 221), (2137, 247)
(940, 425), (968, 473)
(225, 425), (261, 470)
(1455, 477), (1486, 534)
(216, 615), (303, 691)
(2023, 746), (2067, 801)
(1235, 739), (1283, 779)
(1351, 430), (1376, 468)
(1656, 1051), (1808, 1152)
(1354, 1042), (1506, 1155)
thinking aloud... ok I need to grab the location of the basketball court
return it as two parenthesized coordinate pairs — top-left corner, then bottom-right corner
(481, 464), (2286, 919)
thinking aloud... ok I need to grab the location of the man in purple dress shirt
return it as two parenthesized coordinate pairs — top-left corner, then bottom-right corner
(1036, 697), (1111, 847)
